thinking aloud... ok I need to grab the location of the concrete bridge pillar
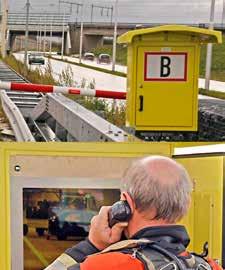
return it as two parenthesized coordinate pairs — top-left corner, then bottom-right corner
(8, 31), (16, 53)
(65, 29), (71, 55)
(69, 25), (104, 54)
(69, 24), (80, 54)
(83, 35), (103, 52)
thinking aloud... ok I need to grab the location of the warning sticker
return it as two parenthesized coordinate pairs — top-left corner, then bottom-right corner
(144, 52), (188, 81)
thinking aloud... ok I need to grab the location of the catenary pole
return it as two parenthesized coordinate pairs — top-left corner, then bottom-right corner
(112, 0), (118, 71)
(205, 0), (216, 90)
(24, 0), (31, 67)
(61, 9), (66, 59)
(79, 1), (85, 63)
(1, 0), (8, 57)
(50, 16), (53, 54)
(43, 14), (47, 54)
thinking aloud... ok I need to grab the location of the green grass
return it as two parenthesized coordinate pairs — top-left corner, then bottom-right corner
(200, 34), (225, 81)
(4, 55), (58, 85)
(92, 45), (127, 66)
(199, 88), (225, 100)
(66, 94), (126, 127)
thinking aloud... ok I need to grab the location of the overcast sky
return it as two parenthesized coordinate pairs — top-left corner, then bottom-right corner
(4, 0), (225, 24)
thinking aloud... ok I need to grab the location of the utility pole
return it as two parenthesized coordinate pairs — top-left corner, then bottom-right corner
(222, 0), (225, 27)
(205, 0), (216, 90)
(79, 1), (85, 64)
(39, 20), (42, 52)
(37, 18), (41, 52)
(58, 0), (61, 13)
(1, 0), (8, 58)
(61, 10), (66, 59)
(112, 0), (118, 71)
(24, 0), (31, 67)
(91, 4), (94, 23)
(43, 15), (47, 54)
(50, 16), (53, 54)
(110, 6), (113, 25)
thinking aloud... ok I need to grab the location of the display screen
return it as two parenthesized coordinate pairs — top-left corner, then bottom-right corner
(23, 188), (120, 270)
(10, 174), (120, 270)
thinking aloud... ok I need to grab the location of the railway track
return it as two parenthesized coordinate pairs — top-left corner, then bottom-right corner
(0, 61), (37, 141)
(0, 60), (225, 142)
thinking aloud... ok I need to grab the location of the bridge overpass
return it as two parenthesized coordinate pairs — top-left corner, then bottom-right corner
(4, 13), (225, 55)
(6, 13), (71, 54)
(69, 22), (225, 54)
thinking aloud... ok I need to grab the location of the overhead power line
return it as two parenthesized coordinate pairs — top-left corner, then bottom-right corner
(90, 4), (113, 23)
(59, 0), (83, 15)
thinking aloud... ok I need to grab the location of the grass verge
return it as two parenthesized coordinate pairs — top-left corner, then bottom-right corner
(199, 88), (225, 100)
(4, 55), (58, 85)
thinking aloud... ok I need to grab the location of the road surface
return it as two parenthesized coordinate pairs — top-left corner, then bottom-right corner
(24, 228), (79, 270)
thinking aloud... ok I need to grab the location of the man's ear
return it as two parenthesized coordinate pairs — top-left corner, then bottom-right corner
(121, 192), (135, 213)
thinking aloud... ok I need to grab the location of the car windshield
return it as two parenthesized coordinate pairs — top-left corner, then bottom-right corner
(100, 55), (110, 59)
(54, 209), (97, 224)
(30, 54), (43, 57)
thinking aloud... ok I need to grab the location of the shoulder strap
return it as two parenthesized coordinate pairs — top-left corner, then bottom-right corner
(99, 239), (152, 254)
(93, 239), (213, 270)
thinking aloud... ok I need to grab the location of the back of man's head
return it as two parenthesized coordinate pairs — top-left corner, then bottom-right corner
(121, 156), (192, 223)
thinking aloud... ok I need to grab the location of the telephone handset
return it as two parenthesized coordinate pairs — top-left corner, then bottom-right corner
(108, 200), (132, 228)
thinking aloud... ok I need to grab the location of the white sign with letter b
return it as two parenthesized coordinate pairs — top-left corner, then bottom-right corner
(144, 52), (187, 81)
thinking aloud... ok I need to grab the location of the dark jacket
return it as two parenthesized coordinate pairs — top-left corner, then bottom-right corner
(64, 225), (191, 269)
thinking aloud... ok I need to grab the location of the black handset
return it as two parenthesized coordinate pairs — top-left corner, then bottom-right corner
(108, 200), (132, 228)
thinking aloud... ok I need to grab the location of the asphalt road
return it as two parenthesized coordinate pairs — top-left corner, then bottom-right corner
(24, 228), (79, 270)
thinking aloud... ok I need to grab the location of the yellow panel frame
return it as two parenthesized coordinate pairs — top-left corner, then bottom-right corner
(0, 142), (172, 270)
(0, 142), (224, 269)
(177, 155), (224, 262)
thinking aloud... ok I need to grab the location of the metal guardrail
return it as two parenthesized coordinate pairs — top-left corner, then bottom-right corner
(0, 90), (35, 141)
(31, 93), (133, 142)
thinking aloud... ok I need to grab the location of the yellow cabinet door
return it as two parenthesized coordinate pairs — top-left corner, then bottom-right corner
(136, 46), (196, 130)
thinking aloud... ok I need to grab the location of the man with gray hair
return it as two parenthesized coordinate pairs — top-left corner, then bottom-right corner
(44, 156), (215, 270)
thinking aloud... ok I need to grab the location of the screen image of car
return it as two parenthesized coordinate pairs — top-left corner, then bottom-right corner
(28, 53), (45, 65)
(22, 188), (120, 270)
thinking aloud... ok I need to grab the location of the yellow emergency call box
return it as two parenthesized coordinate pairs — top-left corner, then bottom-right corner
(118, 25), (222, 132)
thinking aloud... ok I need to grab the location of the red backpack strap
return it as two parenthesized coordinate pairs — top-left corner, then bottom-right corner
(207, 258), (223, 270)
(80, 252), (145, 270)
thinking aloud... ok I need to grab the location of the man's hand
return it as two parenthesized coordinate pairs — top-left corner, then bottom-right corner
(88, 206), (128, 251)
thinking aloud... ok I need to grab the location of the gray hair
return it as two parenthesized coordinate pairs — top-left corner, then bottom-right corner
(121, 156), (193, 223)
